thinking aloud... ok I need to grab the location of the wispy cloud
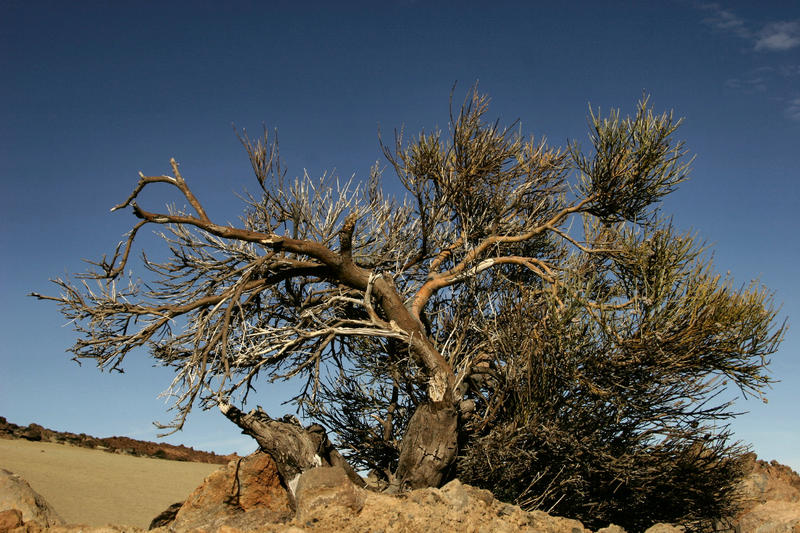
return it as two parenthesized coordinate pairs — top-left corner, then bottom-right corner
(724, 76), (768, 93)
(701, 3), (752, 39)
(779, 64), (800, 77)
(784, 97), (800, 121)
(697, 4), (800, 122)
(726, 68), (800, 120)
(755, 21), (800, 51)
(699, 3), (800, 52)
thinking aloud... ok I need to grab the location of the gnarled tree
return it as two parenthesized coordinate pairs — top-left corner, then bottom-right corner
(35, 89), (783, 527)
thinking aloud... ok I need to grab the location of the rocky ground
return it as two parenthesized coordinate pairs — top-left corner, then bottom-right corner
(1, 418), (799, 533)
(0, 417), (235, 465)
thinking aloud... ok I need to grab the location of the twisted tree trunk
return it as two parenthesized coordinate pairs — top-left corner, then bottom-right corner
(221, 276), (463, 496)
(221, 399), (460, 497)
(219, 403), (364, 506)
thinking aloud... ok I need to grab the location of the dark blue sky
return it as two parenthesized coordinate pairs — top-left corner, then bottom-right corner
(2, 1), (798, 469)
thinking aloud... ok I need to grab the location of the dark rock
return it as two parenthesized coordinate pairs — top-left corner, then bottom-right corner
(147, 502), (182, 530)
(21, 426), (42, 442)
(0, 417), (234, 464)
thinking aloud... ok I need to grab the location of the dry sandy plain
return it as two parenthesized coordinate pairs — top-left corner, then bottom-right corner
(0, 438), (220, 528)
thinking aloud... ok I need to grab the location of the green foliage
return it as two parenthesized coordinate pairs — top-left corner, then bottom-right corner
(573, 98), (691, 224)
(324, 92), (784, 529)
(454, 221), (783, 530)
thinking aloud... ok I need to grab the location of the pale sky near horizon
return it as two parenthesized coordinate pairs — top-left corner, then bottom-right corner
(1, 1), (798, 471)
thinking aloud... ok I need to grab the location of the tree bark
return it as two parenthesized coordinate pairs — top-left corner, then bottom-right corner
(372, 273), (456, 403)
(219, 403), (364, 506)
(391, 401), (459, 491)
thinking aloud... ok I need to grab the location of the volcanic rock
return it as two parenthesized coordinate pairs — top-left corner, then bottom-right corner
(0, 417), (234, 465)
(730, 454), (800, 533)
(155, 451), (290, 531)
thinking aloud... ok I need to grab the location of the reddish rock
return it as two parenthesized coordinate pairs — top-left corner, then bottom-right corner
(730, 455), (800, 533)
(739, 454), (800, 505)
(98, 436), (235, 464)
(231, 451), (288, 511)
(0, 508), (24, 531)
(163, 451), (290, 532)
(0, 417), (233, 465)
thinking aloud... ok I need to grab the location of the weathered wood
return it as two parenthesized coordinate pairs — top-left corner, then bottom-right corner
(392, 402), (459, 491)
(219, 403), (364, 506)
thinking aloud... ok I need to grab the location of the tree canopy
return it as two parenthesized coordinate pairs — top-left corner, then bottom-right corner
(35, 88), (784, 530)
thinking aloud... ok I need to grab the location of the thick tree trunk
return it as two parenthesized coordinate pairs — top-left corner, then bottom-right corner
(219, 403), (364, 505)
(391, 401), (459, 491)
